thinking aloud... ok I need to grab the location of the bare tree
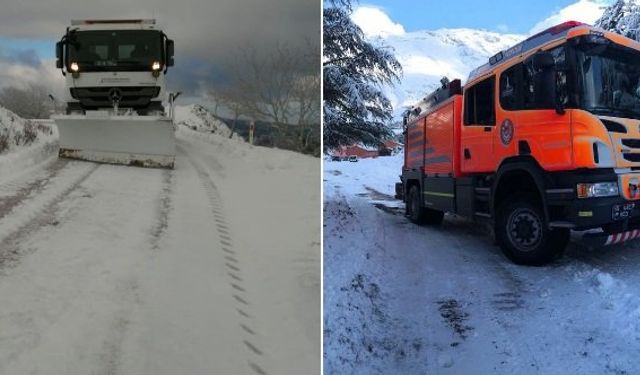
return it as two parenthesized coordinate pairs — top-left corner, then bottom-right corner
(207, 85), (250, 139)
(219, 42), (320, 154)
(0, 84), (54, 119)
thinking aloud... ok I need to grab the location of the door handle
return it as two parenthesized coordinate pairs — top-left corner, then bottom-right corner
(464, 148), (471, 159)
(483, 127), (492, 132)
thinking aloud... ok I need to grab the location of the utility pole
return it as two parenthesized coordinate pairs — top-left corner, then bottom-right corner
(249, 120), (255, 145)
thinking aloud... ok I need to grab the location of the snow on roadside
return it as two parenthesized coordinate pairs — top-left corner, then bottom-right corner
(324, 153), (403, 204)
(0, 107), (58, 181)
(174, 104), (243, 141)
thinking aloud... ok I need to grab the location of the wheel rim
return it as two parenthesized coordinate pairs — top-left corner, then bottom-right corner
(507, 208), (542, 252)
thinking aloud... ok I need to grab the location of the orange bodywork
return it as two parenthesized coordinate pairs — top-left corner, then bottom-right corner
(405, 96), (462, 177)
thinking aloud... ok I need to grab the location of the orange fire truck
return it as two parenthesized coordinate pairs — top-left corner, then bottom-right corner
(396, 21), (640, 265)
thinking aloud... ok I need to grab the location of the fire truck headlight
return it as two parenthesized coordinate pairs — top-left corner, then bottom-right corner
(577, 182), (619, 198)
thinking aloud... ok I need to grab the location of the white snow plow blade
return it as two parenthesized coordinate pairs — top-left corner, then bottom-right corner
(53, 112), (176, 168)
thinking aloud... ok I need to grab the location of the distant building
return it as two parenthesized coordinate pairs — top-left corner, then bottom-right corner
(331, 140), (403, 159)
(332, 144), (379, 159)
(382, 139), (403, 154)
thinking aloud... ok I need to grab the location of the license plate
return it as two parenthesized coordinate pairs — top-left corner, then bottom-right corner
(613, 203), (636, 221)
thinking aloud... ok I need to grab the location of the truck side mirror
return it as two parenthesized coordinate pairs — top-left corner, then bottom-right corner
(56, 41), (63, 69)
(528, 52), (561, 112)
(166, 39), (175, 67)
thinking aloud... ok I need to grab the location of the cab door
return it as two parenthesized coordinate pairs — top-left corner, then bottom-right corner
(461, 75), (496, 173)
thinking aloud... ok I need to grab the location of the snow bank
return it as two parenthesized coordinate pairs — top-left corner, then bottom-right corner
(324, 153), (403, 204)
(174, 104), (243, 141)
(569, 265), (640, 340)
(0, 107), (58, 180)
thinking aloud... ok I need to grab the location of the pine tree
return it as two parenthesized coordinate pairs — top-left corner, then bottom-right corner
(595, 0), (640, 41)
(323, 0), (402, 150)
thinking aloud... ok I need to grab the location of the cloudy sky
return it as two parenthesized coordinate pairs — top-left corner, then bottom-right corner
(0, 0), (320, 100)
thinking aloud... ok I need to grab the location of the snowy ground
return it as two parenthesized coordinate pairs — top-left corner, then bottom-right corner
(0, 108), (320, 374)
(324, 153), (640, 374)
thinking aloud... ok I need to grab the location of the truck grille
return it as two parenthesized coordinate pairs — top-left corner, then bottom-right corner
(70, 86), (160, 109)
(622, 139), (640, 149)
(623, 153), (640, 162)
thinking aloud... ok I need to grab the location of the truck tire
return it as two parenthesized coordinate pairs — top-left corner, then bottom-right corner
(406, 185), (444, 226)
(495, 193), (569, 265)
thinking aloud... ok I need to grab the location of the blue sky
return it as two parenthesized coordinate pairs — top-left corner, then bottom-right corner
(0, 37), (54, 60)
(359, 0), (612, 34)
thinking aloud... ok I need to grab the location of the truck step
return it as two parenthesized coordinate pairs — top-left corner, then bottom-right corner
(548, 221), (576, 229)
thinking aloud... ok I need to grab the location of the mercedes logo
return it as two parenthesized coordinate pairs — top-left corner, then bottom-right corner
(108, 88), (122, 102)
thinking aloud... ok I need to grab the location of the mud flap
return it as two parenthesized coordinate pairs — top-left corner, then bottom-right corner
(53, 111), (175, 168)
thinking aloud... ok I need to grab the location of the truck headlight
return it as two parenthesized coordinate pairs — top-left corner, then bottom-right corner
(577, 182), (619, 198)
(70, 62), (80, 78)
(151, 61), (161, 77)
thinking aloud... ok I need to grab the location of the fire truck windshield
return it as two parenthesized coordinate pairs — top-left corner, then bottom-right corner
(67, 30), (163, 72)
(577, 44), (640, 120)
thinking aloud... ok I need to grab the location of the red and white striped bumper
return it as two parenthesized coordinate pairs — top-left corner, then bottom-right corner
(604, 229), (640, 246)
(583, 228), (640, 247)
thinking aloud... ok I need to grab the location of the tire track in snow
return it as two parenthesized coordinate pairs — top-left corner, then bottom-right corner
(98, 277), (142, 375)
(0, 162), (100, 268)
(183, 148), (268, 375)
(0, 159), (68, 220)
(364, 196), (542, 371)
(98, 169), (173, 374)
(150, 169), (174, 250)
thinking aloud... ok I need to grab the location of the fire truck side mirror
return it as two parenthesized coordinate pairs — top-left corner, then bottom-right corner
(531, 52), (554, 71)
(529, 52), (558, 110)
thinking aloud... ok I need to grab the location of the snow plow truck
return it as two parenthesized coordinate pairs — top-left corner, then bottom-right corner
(53, 19), (176, 168)
(396, 21), (640, 265)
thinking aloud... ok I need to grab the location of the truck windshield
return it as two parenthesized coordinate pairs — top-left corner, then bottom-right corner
(577, 44), (640, 120)
(68, 30), (162, 72)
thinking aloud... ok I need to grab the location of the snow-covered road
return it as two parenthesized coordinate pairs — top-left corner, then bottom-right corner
(0, 127), (320, 375)
(324, 155), (640, 374)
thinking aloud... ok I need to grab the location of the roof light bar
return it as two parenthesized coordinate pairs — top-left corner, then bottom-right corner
(528, 20), (586, 41)
(71, 19), (156, 25)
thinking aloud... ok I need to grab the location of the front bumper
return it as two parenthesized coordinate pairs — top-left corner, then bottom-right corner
(546, 170), (640, 230)
(555, 195), (640, 230)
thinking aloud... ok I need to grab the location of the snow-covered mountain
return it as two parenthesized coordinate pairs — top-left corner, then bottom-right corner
(596, 0), (640, 40)
(372, 28), (524, 118)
